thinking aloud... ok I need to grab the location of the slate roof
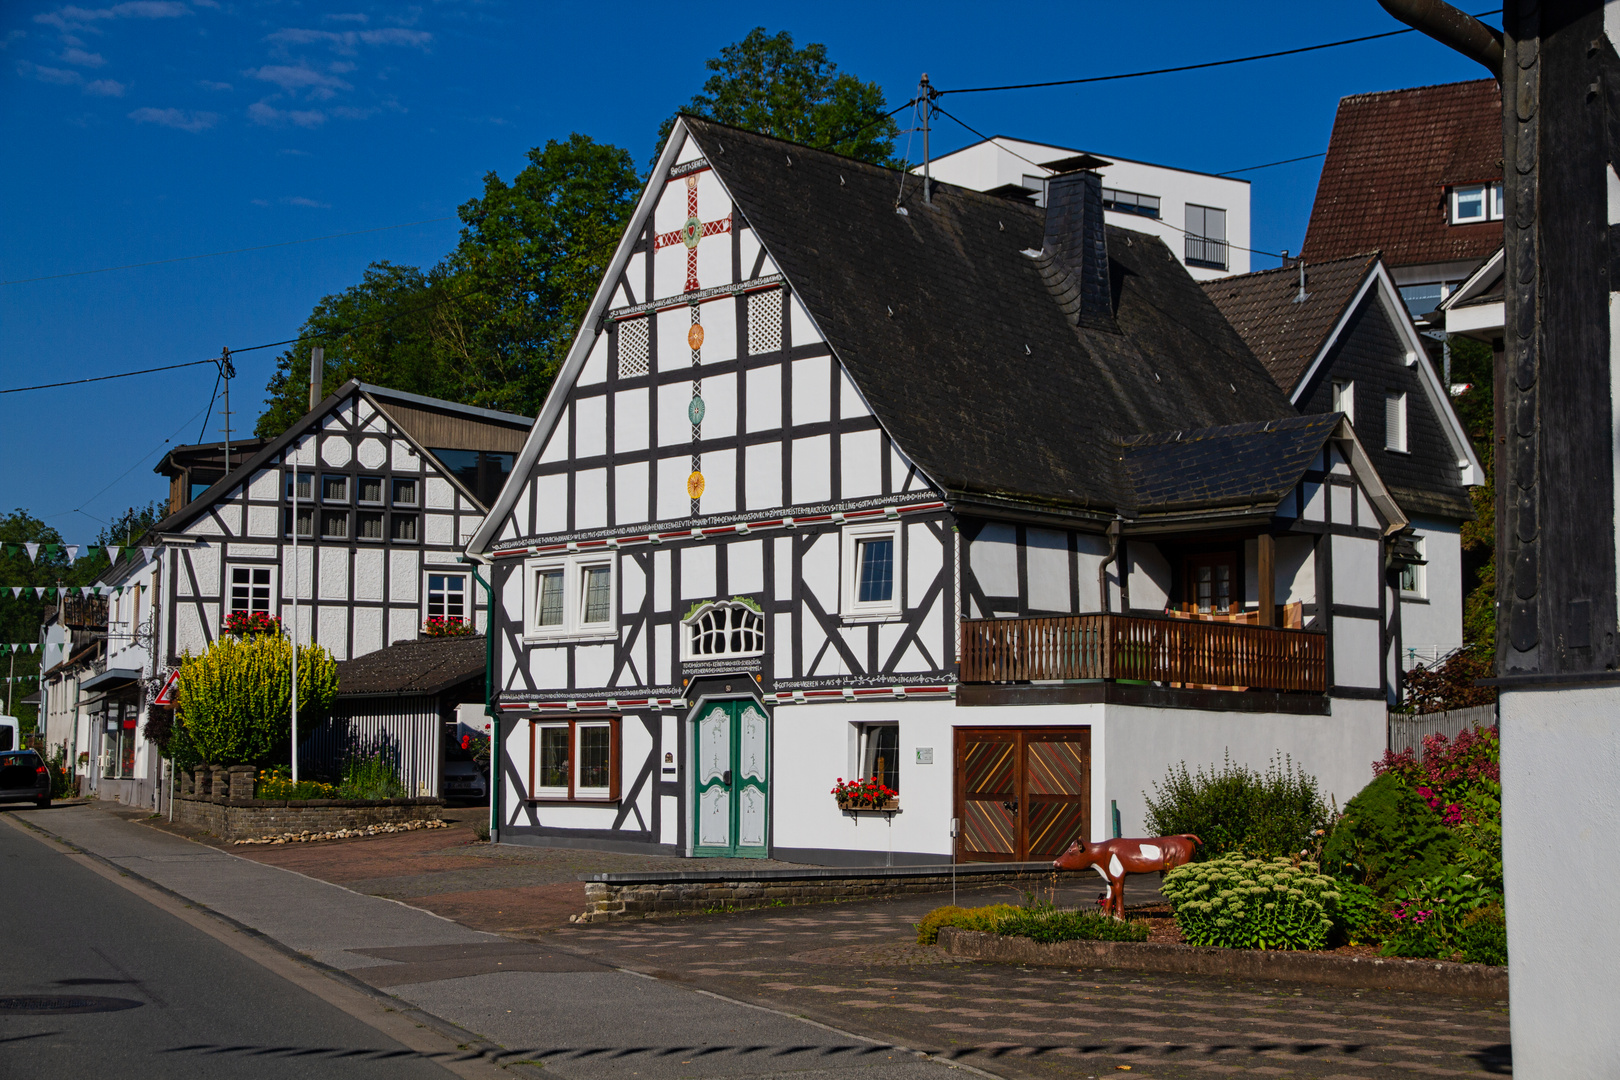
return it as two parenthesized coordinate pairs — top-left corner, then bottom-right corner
(1201, 254), (1378, 392)
(334, 635), (485, 698)
(1300, 80), (1501, 268)
(686, 117), (1296, 517)
(1116, 415), (1344, 515)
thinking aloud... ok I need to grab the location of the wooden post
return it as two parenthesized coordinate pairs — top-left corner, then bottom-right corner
(1258, 533), (1276, 627)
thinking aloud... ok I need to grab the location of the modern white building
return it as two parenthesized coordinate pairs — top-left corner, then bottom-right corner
(921, 136), (1252, 278)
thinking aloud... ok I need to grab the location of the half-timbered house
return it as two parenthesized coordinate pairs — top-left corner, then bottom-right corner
(1205, 253), (1485, 670)
(468, 118), (1406, 865)
(86, 381), (528, 804)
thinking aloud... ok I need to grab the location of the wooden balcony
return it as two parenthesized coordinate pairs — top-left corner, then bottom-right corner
(959, 612), (1327, 694)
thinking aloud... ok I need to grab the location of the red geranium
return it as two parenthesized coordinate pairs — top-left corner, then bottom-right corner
(832, 776), (897, 809)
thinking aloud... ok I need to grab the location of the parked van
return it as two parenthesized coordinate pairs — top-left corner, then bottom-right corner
(0, 716), (19, 752)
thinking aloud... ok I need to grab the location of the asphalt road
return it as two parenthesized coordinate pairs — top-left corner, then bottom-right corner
(0, 813), (463, 1080)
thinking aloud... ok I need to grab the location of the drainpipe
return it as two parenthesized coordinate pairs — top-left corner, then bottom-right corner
(1374, 0), (1503, 77)
(1098, 518), (1124, 613)
(464, 556), (498, 845)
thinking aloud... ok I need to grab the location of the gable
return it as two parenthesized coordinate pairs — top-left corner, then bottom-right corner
(488, 134), (937, 549)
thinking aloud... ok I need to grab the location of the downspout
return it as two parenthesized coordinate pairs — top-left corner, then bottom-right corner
(464, 556), (498, 845)
(1374, 0), (1503, 77)
(1098, 518), (1124, 614)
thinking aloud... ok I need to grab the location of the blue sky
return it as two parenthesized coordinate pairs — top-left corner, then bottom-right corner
(0, 1), (1493, 546)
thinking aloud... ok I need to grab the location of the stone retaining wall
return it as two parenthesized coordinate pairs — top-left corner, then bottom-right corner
(936, 927), (1508, 1000)
(578, 864), (1058, 922)
(175, 793), (443, 841)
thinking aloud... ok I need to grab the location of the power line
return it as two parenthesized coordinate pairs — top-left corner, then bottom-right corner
(1, 358), (218, 395)
(1, 217), (456, 287)
(43, 397), (215, 524)
(1217, 152), (1328, 176)
(934, 11), (1501, 97)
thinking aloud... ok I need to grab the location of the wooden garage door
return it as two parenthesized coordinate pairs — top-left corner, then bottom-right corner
(954, 727), (1090, 863)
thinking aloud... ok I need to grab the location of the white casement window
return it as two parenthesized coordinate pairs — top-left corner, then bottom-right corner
(682, 600), (765, 660)
(858, 723), (900, 793)
(1331, 379), (1355, 425)
(840, 522), (903, 620)
(1400, 536), (1426, 598)
(524, 555), (617, 640)
(426, 572), (469, 622)
(529, 719), (619, 801)
(1451, 182), (1503, 224)
(227, 565), (274, 615)
(1385, 391), (1409, 453)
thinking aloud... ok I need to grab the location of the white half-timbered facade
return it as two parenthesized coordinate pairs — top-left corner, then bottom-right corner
(84, 382), (528, 806)
(470, 118), (1405, 865)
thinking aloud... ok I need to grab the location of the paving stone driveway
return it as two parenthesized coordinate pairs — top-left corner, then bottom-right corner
(549, 891), (1512, 1080)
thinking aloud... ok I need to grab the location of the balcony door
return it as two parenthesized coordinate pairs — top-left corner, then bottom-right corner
(1184, 552), (1239, 615)
(954, 727), (1091, 862)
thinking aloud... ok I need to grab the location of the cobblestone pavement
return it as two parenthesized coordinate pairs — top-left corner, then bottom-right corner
(548, 890), (1512, 1080)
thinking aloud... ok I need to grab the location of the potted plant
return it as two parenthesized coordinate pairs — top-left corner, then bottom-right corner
(833, 776), (898, 812)
(423, 616), (475, 637)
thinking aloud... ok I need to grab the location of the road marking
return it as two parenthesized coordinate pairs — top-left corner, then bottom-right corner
(1, 812), (531, 1080)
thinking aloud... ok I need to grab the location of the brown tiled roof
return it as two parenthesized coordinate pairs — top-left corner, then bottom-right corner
(334, 636), (485, 698)
(1202, 254), (1379, 392)
(1300, 80), (1501, 268)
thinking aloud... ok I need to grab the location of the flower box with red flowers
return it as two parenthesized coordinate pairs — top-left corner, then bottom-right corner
(832, 776), (898, 812)
(223, 611), (283, 638)
(422, 616), (474, 637)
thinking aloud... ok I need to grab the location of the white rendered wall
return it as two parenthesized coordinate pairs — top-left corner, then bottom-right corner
(922, 137), (1252, 279)
(765, 696), (1384, 862)
(1399, 515), (1465, 669)
(1500, 685), (1620, 1078)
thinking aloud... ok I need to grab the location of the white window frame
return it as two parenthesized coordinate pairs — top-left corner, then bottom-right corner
(1489, 181), (1504, 220)
(840, 522), (903, 621)
(523, 554), (618, 642)
(681, 600), (766, 661)
(1450, 183), (1489, 224)
(392, 477), (419, 507)
(1400, 536), (1426, 599)
(1385, 391), (1409, 453)
(226, 564), (277, 617)
(321, 473), (350, 503)
(356, 475), (386, 506)
(574, 720), (614, 799)
(425, 571), (471, 624)
(1331, 379), (1355, 425)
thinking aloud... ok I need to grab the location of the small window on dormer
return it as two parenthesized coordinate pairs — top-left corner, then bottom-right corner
(617, 317), (649, 379)
(1332, 379), (1355, 425)
(1450, 182), (1503, 225)
(747, 288), (783, 355)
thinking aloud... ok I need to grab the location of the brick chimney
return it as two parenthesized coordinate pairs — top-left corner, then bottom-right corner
(1040, 155), (1116, 332)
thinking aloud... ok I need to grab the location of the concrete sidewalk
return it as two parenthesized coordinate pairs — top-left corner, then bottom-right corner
(10, 804), (982, 1080)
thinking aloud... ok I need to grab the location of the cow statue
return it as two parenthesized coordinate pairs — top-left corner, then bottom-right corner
(1052, 835), (1202, 920)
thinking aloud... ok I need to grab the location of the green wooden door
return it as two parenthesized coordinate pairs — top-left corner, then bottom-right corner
(692, 700), (769, 858)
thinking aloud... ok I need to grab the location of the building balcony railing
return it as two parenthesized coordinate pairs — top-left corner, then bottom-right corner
(1184, 235), (1229, 270)
(959, 612), (1327, 694)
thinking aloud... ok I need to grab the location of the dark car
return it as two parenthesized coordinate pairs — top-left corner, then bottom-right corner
(0, 750), (51, 809)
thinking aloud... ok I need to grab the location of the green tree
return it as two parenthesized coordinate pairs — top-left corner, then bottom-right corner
(256, 135), (640, 437)
(96, 501), (166, 548)
(174, 634), (339, 765)
(1447, 336), (1495, 663)
(656, 28), (900, 165)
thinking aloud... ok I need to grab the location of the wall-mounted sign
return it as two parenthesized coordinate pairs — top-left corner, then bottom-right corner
(915, 747), (934, 765)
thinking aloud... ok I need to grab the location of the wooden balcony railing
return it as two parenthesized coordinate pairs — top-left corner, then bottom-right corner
(959, 613), (1327, 694)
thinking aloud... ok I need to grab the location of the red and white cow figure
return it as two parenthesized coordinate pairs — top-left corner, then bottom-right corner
(1052, 835), (1202, 920)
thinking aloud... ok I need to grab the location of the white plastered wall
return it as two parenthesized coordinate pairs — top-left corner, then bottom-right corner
(1399, 515), (1464, 667)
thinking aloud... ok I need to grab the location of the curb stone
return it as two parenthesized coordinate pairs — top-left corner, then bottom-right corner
(936, 927), (1509, 1000)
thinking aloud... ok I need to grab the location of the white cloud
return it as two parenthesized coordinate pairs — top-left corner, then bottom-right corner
(263, 26), (431, 54)
(18, 61), (83, 85)
(283, 196), (330, 208)
(128, 105), (217, 131)
(324, 12), (368, 23)
(198, 79), (231, 91)
(84, 78), (124, 95)
(358, 28), (429, 47)
(277, 147), (310, 156)
(247, 100), (325, 128)
(251, 198), (269, 206)
(61, 46), (105, 66)
(245, 64), (350, 98)
(1, 30), (26, 51)
(36, 2), (191, 32)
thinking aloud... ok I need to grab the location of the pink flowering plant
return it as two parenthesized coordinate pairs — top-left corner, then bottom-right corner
(832, 776), (897, 810)
(1374, 726), (1502, 892)
(422, 616), (475, 637)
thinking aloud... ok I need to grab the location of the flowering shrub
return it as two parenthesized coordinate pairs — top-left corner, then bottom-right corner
(224, 611), (283, 637)
(1399, 647), (1496, 712)
(255, 765), (338, 800)
(460, 733), (491, 765)
(832, 776), (896, 809)
(1321, 772), (1460, 893)
(1380, 868), (1502, 962)
(1372, 726), (1502, 892)
(1160, 854), (1340, 951)
(422, 616), (474, 637)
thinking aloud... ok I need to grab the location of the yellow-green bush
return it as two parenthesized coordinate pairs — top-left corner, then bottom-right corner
(915, 903), (1149, 945)
(915, 904), (1021, 945)
(1161, 854), (1340, 951)
(176, 635), (338, 765)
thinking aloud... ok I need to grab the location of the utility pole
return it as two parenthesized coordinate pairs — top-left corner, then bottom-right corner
(920, 73), (933, 206)
(218, 347), (236, 473)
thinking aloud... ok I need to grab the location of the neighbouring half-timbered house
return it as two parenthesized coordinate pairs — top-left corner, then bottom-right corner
(86, 381), (528, 805)
(468, 118), (1408, 865)
(1205, 253), (1485, 671)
